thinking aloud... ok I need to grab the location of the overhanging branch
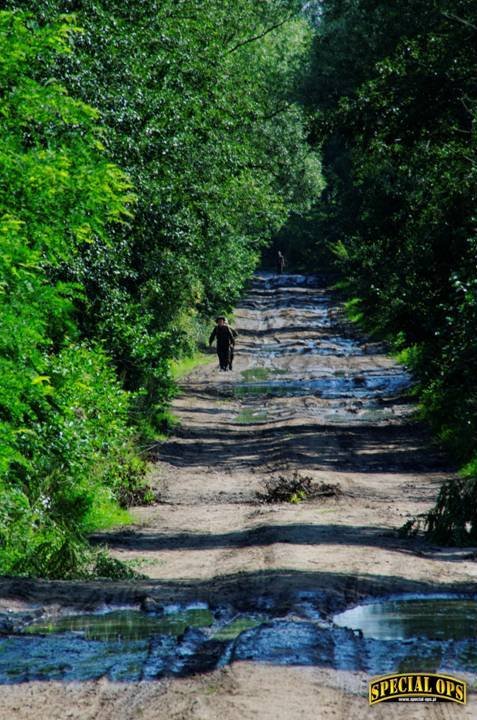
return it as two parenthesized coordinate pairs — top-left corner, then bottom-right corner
(441, 11), (477, 31)
(226, 16), (293, 54)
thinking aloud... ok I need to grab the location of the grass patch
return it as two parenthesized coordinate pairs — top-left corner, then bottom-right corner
(82, 490), (132, 533)
(155, 408), (180, 434)
(234, 384), (271, 398)
(213, 616), (265, 640)
(170, 351), (211, 380)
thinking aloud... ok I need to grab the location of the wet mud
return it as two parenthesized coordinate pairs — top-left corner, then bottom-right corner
(2, 593), (477, 684)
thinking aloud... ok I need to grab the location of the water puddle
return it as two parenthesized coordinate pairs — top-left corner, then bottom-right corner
(240, 368), (271, 381)
(233, 370), (411, 400)
(333, 596), (477, 641)
(252, 338), (364, 359)
(301, 338), (363, 356)
(1, 594), (477, 682)
(25, 608), (213, 642)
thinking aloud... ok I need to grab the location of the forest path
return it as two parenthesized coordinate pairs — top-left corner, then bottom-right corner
(2, 273), (476, 720)
(110, 272), (469, 593)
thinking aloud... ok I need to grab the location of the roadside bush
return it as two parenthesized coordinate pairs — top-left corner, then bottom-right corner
(0, 11), (139, 578)
(426, 477), (477, 546)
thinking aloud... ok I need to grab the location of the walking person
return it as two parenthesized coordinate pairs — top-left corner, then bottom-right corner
(225, 319), (238, 370)
(276, 250), (286, 274)
(209, 316), (237, 371)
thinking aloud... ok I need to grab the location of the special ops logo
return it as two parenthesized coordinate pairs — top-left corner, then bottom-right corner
(369, 673), (466, 705)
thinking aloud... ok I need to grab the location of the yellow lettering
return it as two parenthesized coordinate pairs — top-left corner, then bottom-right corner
(389, 678), (398, 695)
(370, 684), (379, 701)
(436, 679), (446, 695)
(414, 675), (423, 693)
(446, 680), (455, 698)
(380, 680), (389, 698)
(398, 676), (407, 693)
(455, 684), (464, 701)
(423, 676), (430, 692)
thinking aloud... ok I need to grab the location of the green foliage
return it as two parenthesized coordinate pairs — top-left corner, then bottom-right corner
(93, 551), (145, 580)
(343, 297), (364, 325)
(10, 0), (319, 414)
(1, 2), (317, 577)
(461, 456), (477, 479)
(170, 353), (211, 382)
(0, 344), (142, 578)
(426, 477), (477, 546)
(0, 11), (141, 578)
(304, 0), (477, 543)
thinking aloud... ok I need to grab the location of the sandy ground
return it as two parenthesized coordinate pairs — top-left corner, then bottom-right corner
(1, 273), (476, 719)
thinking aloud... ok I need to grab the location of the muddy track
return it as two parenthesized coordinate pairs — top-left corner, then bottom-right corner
(1, 273), (476, 720)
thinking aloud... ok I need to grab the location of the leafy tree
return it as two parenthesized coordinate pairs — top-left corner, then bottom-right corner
(10, 0), (321, 420)
(0, 10), (138, 577)
(305, 0), (477, 542)
(1, 2), (320, 575)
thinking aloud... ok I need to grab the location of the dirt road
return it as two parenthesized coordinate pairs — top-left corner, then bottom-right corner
(1, 273), (476, 720)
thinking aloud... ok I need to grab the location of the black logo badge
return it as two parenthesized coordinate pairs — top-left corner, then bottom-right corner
(369, 673), (466, 705)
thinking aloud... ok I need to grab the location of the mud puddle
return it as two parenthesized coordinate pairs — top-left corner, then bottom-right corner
(2, 594), (477, 683)
(233, 369), (412, 400)
(25, 607), (213, 642)
(256, 337), (366, 357)
(333, 594), (477, 641)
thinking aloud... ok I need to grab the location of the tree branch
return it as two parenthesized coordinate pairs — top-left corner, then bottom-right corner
(226, 16), (293, 54)
(262, 102), (292, 121)
(441, 11), (477, 31)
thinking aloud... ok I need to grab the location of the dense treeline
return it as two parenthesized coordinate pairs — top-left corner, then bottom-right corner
(11, 0), (321, 419)
(4, 0), (474, 579)
(305, 0), (477, 542)
(0, 2), (319, 576)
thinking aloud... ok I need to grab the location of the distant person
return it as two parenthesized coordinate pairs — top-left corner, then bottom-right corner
(209, 316), (237, 371)
(225, 319), (238, 370)
(276, 250), (285, 274)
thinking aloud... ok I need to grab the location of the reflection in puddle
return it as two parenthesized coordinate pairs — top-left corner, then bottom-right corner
(333, 596), (477, 641)
(233, 371), (411, 400)
(2, 594), (477, 682)
(212, 615), (265, 640)
(240, 367), (271, 381)
(25, 608), (213, 642)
